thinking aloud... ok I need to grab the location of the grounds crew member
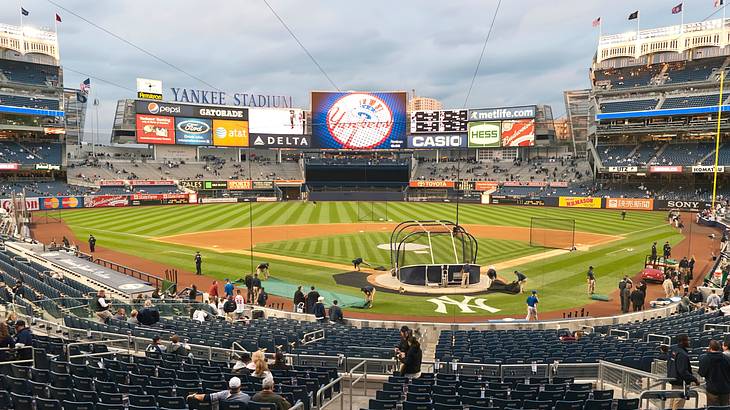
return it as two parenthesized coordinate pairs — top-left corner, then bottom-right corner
(651, 242), (658, 264)
(514, 270), (527, 293)
(361, 285), (375, 308)
(587, 266), (596, 294)
(88, 234), (96, 253)
(194, 251), (202, 275)
(352, 258), (363, 271)
(526, 290), (539, 321)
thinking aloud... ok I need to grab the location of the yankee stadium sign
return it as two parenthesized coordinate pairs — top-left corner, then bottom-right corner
(170, 88), (293, 108)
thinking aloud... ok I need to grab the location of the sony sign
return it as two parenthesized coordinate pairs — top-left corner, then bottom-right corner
(407, 134), (466, 148)
(170, 88), (294, 108)
(656, 200), (713, 211)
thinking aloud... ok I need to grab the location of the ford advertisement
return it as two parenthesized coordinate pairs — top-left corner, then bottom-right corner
(175, 117), (213, 145)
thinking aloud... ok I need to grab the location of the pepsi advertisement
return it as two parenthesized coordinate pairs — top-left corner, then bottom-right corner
(175, 117), (213, 145)
(311, 91), (407, 149)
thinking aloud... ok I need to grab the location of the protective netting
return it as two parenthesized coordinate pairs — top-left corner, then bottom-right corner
(529, 218), (576, 250)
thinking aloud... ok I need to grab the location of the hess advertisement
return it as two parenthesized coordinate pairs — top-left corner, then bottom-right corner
(311, 91), (407, 149)
(175, 117), (212, 145)
(136, 114), (175, 144)
(212, 119), (249, 147)
(467, 121), (501, 148)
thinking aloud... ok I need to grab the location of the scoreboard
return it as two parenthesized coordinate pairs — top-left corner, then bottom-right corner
(410, 109), (468, 133)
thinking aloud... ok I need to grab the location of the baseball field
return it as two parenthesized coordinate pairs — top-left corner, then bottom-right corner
(38, 202), (684, 319)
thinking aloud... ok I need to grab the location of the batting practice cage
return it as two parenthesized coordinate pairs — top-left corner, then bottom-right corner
(357, 201), (390, 222)
(390, 220), (480, 286)
(529, 217), (576, 250)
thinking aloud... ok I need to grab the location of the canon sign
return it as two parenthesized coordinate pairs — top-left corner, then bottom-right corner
(407, 134), (466, 148)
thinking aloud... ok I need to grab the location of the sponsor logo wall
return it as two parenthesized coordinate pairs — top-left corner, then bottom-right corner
(0, 163), (19, 171)
(654, 200), (713, 212)
(136, 114), (175, 144)
(84, 195), (129, 208)
(467, 121), (501, 147)
(558, 196), (602, 208)
(406, 134), (466, 148)
(311, 91), (407, 149)
(175, 117), (212, 145)
(227, 180), (252, 190)
(249, 108), (305, 135)
(0, 197), (39, 211)
(474, 181), (499, 191)
(212, 119), (249, 147)
(605, 198), (654, 210)
(410, 109), (468, 133)
(250, 134), (311, 148)
(40, 196), (84, 210)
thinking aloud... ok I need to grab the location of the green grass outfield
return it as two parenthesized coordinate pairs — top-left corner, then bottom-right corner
(47, 202), (682, 318)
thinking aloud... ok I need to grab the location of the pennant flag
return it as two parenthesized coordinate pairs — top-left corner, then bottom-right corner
(55, 14), (62, 23)
(628, 10), (639, 20)
(715, 0), (724, 8)
(592, 17), (601, 27)
(672, 3), (683, 14)
(80, 78), (90, 95)
(21, 8), (29, 16)
(76, 92), (87, 103)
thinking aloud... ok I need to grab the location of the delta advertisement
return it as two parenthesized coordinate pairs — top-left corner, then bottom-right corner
(311, 91), (407, 149)
(558, 196), (602, 208)
(136, 114), (175, 144)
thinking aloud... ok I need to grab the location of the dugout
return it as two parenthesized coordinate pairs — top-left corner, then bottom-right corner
(390, 220), (480, 286)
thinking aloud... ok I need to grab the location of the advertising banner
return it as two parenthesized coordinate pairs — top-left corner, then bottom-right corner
(468, 105), (537, 121)
(226, 180), (253, 190)
(203, 181), (228, 190)
(180, 180), (203, 190)
(212, 119), (249, 147)
(406, 134), (467, 148)
(136, 78), (163, 101)
(500, 119), (535, 147)
(84, 195), (129, 208)
(136, 114), (175, 144)
(0, 163), (19, 171)
(274, 180), (304, 186)
(129, 180), (175, 186)
(34, 164), (61, 171)
(200, 197), (238, 204)
(249, 108), (305, 135)
(99, 180), (126, 186)
(40, 196), (84, 210)
(649, 165), (683, 173)
(607, 166), (639, 173)
(558, 196), (602, 208)
(653, 200), (713, 212)
(249, 134), (311, 148)
(691, 165), (725, 173)
(467, 121), (501, 148)
(135, 100), (248, 120)
(252, 181), (275, 190)
(605, 198), (654, 211)
(0, 197), (39, 211)
(490, 196), (547, 206)
(408, 180), (455, 188)
(503, 181), (549, 187)
(474, 181), (499, 191)
(311, 91), (407, 149)
(175, 117), (213, 145)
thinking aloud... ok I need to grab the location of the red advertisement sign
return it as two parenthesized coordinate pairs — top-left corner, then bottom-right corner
(474, 181), (499, 191)
(131, 193), (188, 201)
(0, 163), (19, 171)
(649, 165), (683, 173)
(1, 197), (39, 211)
(128, 180), (175, 186)
(99, 180), (126, 186)
(501, 119), (535, 147)
(136, 114), (175, 144)
(605, 198), (654, 210)
(84, 195), (130, 208)
(409, 180), (455, 188)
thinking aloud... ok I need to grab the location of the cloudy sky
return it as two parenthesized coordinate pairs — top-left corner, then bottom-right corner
(1, 0), (725, 143)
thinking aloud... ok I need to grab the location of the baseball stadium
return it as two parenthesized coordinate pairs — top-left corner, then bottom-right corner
(2, 1), (730, 410)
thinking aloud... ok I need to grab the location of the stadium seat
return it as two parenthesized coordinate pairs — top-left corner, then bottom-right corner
(616, 398), (640, 410)
(248, 402), (277, 410)
(584, 399), (613, 410)
(591, 390), (614, 400)
(61, 401), (95, 410)
(555, 400), (584, 410)
(402, 402), (431, 410)
(35, 397), (61, 410)
(157, 395), (187, 408)
(368, 399), (398, 409)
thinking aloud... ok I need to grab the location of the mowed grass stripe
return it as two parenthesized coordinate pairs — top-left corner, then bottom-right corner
(138, 204), (238, 236)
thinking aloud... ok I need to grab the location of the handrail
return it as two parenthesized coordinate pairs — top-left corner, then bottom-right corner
(315, 375), (344, 410)
(289, 401), (305, 410)
(348, 360), (368, 410)
(647, 333), (672, 345)
(302, 329), (325, 345)
(0, 346), (34, 366)
(65, 337), (131, 359)
(609, 329), (630, 339)
(704, 323), (730, 332)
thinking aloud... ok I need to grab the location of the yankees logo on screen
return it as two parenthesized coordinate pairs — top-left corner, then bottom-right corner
(312, 91), (406, 149)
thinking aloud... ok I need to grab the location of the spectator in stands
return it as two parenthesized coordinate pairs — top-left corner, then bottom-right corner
(252, 273), (262, 303)
(257, 287), (268, 307)
(398, 336), (423, 379)
(151, 287), (160, 299)
(224, 278), (234, 298)
(663, 275), (675, 299)
(667, 334), (698, 410)
(690, 287), (704, 305)
(223, 295), (237, 321)
(587, 266), (596, 294)
(95, 289), (112, 323)
(233, 352), (253, 374)
(314, 296), (326, 322)
(234, 289), (245, 319)
(188, 284), (198, 302)
(128, 309), (139, 325)
(397, 326), (412, 355)
(51, 271), (63, 282)
(146, 335), (165, 354)
(251, 350), (272, 379)
(187, 376), (251, 406)
(621, 282), (632, 314)
(724, 280), (730, 303)
(699, 339), (730, 406)
(708, 290), (722, 310)
(209, 280), (219, 299)
(11, 280), (23, 299)
(723, 336), (730, 358)
(305, 286), (319, 314)
(13, 320), (32, 360)
(244, 273), (254, 303)
(0, 322), (15, 361)
(62, 236), (69, 248)
(137, 299), (160, 326)
(168, 335), (191, 357)
(88, 234), (96, 252)
(630, 285), (645, 312)
(270, 351), (290, 371)
(293, 286), (305, 313)
(4, 312), (16, 329)
(329, 300), (343, 323)
(112, 308), (126, 321)
(192, 306), (209, 323)
(252, 375), (291, 409)
(194, 251), (202, 275)
(526, 290), (539, 321)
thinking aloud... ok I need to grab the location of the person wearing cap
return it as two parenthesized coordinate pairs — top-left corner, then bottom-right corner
(13, 320), (32, 360)
(252, 375), (291, 409)
(224, 279), (234, 298)
(145, 335), (166, 355)
(526, 290), (539, 321)
(194, 251), (202, 275)
(232, 352), (253, 375)
(187, 376), (251, 405)
(313, 296), (326, 323)
(514, 270), (527, 293)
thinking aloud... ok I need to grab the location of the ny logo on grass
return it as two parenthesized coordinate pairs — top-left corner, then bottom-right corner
(427, 295), (500, 314)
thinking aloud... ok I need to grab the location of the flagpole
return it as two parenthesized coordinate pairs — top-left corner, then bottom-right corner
(680, 6), (684, 32)
(713, 70), (725, 210)
(19, 0), (23, 27)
